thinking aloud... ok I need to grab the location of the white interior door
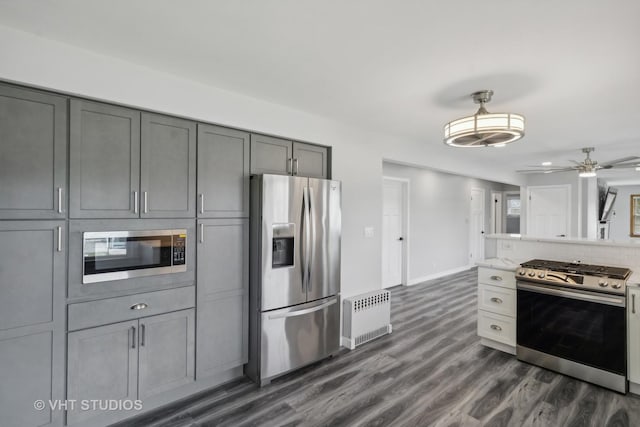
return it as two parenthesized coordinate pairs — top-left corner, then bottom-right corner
(527, 185), (571, 237)
(382, 179), (405, 288)
(469, 188), (485, 264)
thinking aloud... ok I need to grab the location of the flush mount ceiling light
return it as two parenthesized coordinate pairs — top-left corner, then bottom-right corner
(443, 90), (525, 147)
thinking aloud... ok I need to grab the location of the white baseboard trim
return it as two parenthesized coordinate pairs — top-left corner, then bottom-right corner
(407, 264), (475, 286)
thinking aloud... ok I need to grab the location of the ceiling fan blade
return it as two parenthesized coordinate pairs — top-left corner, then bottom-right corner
(516, 167), (575, 174)
(599, 156), (640, 167)
(569, 160), (583, 166)
(607, 163), (640, 169)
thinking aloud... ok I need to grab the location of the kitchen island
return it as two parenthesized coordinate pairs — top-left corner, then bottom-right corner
(480, 234), (640, 394)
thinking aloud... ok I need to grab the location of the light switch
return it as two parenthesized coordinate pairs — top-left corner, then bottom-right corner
(364, 227), (374, 238)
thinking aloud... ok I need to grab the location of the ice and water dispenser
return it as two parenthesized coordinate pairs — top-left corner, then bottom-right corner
(272, 223), (295, 268)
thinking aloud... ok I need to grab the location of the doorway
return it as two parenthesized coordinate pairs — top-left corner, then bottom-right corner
(469, 188), (485, 264)
(527, 185), (571, 237)
(382, 177), (409, 288)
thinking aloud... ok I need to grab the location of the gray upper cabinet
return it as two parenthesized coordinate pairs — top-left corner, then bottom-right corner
(70, 100), (141, 218)
(198, 124), (250, 218)
(250, 134), (329, 178)
(250, 134), (293, 175)
(0, 84), (67, 219)
(292, 142), (328, 179)
(138, 309), (195, 398)
(0, 221), (66, 427)
(141, 113), (196, 218)
(196, 219), (248, 379)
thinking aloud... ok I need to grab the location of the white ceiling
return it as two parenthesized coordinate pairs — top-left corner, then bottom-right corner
(1, 0), (639, 181)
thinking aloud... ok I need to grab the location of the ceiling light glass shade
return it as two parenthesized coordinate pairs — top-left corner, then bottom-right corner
(443, 91), (524, 147)
(579, 168), (597, 178)
(444, 112), (525, 147)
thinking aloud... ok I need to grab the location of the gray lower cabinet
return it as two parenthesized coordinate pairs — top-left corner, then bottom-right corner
(141, 113), (196, 218)
(250, 134), (329, 178)
(197, 124), (250, 218)
(196, 219), (248, 378)
(67, 309), (195, 425)
(0, 83), (68, 219)
(70, 100), (141, 218)
(0, 221), (66, 427)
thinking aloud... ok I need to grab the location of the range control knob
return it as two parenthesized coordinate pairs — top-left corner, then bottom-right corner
(528, 271), (536, 277)
(537, 272), (546, 279)
(598, 281), (609, 288)
(612, 282), (622, 289)
(518, 269), (526, 276)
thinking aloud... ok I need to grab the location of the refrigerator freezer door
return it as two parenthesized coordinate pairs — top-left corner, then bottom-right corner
(260, 175), (308, 310)
(307, 178), (341, 303)
(260, 296), (339, 382)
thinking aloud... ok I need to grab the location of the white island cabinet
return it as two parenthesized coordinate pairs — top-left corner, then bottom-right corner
(476, 261), (518, 355)
(629, 285), (640, 394)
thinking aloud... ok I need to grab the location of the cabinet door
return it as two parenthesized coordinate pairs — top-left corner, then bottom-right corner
(69, 100), (141, 218)
(138, 309), (195, 399)
(140, 113), (196, 218)
(293, 142), (328, 179)
(197, 124), (250, 218)
(629, 288), (640, 383)
(196, 219), (248, 378)
(67, 320), (139, 425)
(0, 221), (66, 427)
(250, 134), (292, 175)
(0, 84), (67, 219)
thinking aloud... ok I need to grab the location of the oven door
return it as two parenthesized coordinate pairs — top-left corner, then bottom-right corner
(83, 230), (186, 283)
(517, 281), (626, 376)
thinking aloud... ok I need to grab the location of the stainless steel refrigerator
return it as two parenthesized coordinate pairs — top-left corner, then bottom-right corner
(246, 174), (341, 386)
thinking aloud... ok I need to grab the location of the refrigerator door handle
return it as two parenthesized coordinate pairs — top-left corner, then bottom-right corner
(300, 186), (308, 291)
(267, 298), (338, 320)
(307, 186), (315, 291)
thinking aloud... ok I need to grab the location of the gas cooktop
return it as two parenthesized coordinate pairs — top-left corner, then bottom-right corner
(518, 259), (631, 295)
(520, 259), (631, 280)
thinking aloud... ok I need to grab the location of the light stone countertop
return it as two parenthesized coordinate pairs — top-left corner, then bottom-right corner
(486, 233), (640, 249)
(475, 257), (521, 271)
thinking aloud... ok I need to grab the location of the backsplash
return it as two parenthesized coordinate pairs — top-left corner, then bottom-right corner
(492, 236), (640, 269)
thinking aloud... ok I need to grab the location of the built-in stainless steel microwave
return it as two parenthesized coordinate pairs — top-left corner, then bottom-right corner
(82, 229), (187, 284)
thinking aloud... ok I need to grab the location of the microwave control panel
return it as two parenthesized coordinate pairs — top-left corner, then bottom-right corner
(173, 234), (186, 265)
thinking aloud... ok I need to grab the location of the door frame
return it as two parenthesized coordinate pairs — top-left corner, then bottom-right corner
(526, 184), (572, 237)
(382, 176), (410, 288)
(469, 187), (486, 265)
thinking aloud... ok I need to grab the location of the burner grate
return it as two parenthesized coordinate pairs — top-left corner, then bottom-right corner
(520, 259), (630, 280)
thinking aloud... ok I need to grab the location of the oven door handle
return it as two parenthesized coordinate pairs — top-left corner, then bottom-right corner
(517, 282), (626, 307)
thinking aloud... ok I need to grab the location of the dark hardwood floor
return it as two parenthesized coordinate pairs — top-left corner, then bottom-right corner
(115, 269), (640, 427)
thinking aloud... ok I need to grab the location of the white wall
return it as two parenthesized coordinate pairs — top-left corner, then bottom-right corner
(383, 162), (517, 283)
(609, 186), (640, 240)
(0, 25), (521, 297)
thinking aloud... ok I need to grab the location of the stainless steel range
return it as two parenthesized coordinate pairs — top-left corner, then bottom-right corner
(516, 259), (631, 393)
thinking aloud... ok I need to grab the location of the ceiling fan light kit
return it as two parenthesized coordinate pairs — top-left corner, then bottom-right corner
(443, 90), (525, 148)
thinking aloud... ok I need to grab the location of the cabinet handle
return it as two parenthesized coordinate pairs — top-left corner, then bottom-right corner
(633, 294), (636, 314)
(130, 303), (148, 310)
(134, 191), (139, 214)
(288, 158), (293, 174)
(490, 324), (502, 331)
(143, 191), (148, 213)
(56, 226), (62, 252)
(490, 275), (503, 281)
(293, 158), (299, 175)
(140, 324), (145, 347)
(131, 326), (136, 349)
(200, 223), (205, 243)
(57, 188), (63, 213)
(199, 193), (204, 214)
(490, 297), (503, 304)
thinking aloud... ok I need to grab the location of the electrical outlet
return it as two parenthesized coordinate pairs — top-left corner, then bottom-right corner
(364, 227), (374, 238)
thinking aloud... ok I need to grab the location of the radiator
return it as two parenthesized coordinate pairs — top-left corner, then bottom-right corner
(342, 290), (392, 350)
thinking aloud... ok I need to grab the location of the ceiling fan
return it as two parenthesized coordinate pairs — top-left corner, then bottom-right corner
(517, 147), (640, 177)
